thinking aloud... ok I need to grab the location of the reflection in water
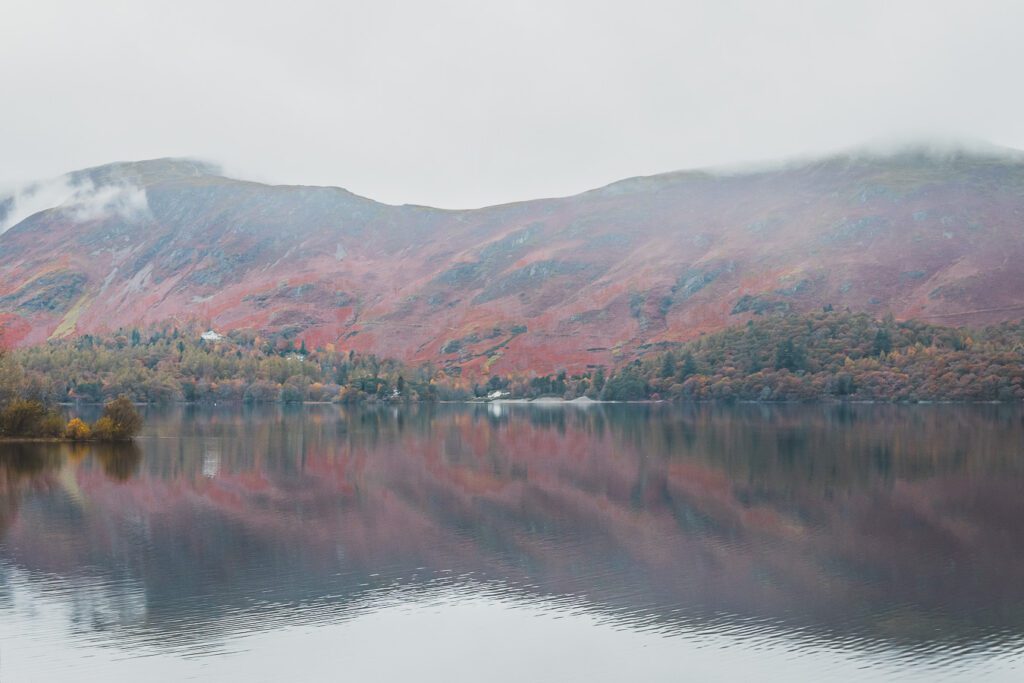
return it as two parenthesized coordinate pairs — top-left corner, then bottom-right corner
(1, 403), (1024, 680)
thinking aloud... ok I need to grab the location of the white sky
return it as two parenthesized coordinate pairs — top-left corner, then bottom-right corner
(2, 0), (1023, 208)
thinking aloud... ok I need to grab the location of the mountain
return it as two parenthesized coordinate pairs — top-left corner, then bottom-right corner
(2, 146), (1024, 375)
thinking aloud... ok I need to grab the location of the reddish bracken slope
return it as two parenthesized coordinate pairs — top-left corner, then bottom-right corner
(2, 148), (1024, 373)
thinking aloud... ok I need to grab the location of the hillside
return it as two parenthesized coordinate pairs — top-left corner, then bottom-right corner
(3, 147), (1024, 375)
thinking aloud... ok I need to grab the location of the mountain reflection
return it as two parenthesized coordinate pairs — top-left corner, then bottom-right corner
(2, 404), (1024, 659)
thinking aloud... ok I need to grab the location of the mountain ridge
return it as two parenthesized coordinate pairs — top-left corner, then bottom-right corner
(3, 146), (1024, 376)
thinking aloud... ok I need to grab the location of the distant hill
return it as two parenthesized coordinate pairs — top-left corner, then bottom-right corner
(3, 146), (1024, 375)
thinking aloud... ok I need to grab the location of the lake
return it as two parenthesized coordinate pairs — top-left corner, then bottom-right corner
(2, 403), (1023, 681)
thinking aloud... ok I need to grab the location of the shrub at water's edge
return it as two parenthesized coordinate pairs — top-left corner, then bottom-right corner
(64, 418), (92, 440)
(95, 396), (144, 439)
(0, 399), (63, 438)
(0, 396), (143, 441)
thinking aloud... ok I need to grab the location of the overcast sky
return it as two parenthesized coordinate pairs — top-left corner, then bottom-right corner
(2, 0), (1023, 207)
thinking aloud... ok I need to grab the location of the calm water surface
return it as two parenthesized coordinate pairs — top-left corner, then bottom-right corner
(1, 403), (1023, 681)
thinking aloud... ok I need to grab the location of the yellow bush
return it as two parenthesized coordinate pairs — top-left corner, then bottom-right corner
(65, 418), (92, 441)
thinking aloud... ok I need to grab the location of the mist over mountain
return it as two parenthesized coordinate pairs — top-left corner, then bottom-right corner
(2, 146), (1024, 375)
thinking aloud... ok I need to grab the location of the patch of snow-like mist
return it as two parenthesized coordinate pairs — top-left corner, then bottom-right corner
(0, 174), (151, 234)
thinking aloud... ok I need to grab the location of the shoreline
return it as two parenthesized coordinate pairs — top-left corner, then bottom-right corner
(49, 398), (1019, 407)
(0, 437), (136, 444)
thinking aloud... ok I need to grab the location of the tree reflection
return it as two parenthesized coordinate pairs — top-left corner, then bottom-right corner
(0, 444), (62, 537)
(94, 442), (143, 482)
(2, 403), (1024, 656)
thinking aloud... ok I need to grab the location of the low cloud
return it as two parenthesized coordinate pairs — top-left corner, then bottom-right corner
(65, 180), (150, 223)
(0, 175), (150, 234)
(1, 176), (77, 234)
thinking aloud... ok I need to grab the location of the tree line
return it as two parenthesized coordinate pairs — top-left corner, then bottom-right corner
(2, 311), (1024, 405)
(607, 310), (1024, 402)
